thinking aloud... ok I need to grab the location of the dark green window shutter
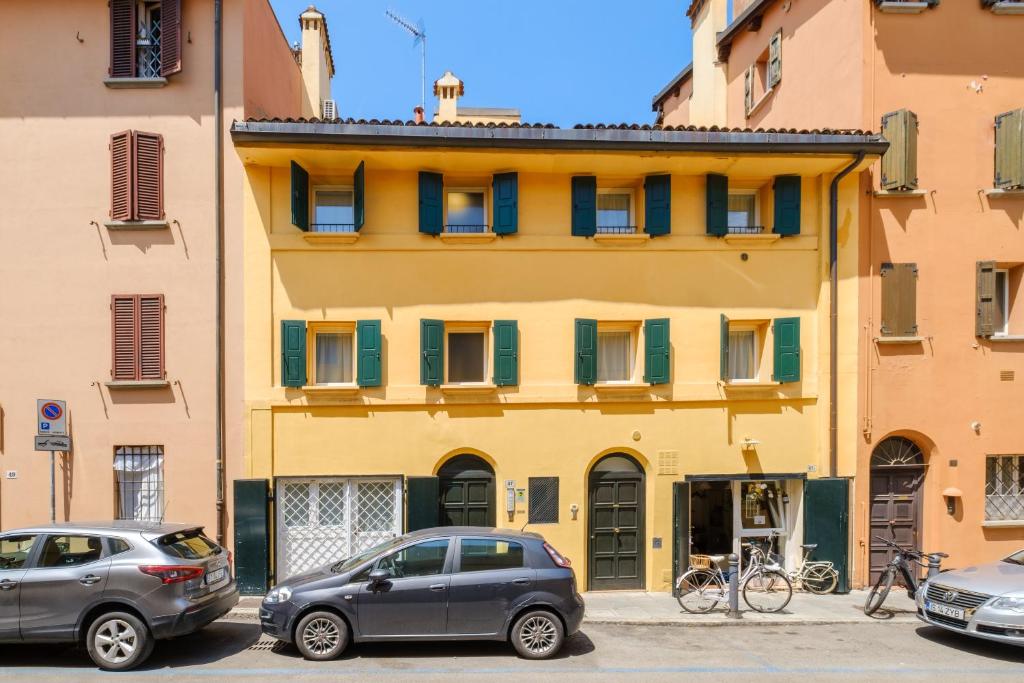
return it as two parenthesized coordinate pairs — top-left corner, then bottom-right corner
(406, 476), (440, 531)
(644, 174), (671, 236)
(280, 319), (306, 387)
(575, 318), (597, 385)
(995, 109), (1024, 190)
(976, 260), (996, 337)
(768, 30), (782, 88)
(420, 318), (444, 385)
(644, 318), (670, 385)
(880, 263), (918, 337)
(706, 174), (728, 236)
(773, 175), (801, 236)
(719, 314), (730, 381)
(880, 109), (919, 191)
(353, 160), (366, 231)
(492, 172), (518, 235)
(356, 319), (381, 387)
(418, 171), (443, 235)
(233, 479), (270, 595)
(492, 320), (518, 386)
(571, 176), (597, 237)
(290, 161), (309, 231)
(772, 317), (801, 383)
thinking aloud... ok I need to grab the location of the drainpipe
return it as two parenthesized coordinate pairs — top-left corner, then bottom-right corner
(828, 152), (864, 479)
(213, 0), (226, 544)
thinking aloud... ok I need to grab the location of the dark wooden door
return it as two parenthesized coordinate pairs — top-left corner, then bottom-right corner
(589, 475), (644, 590)
(868, 467), (923, 584)
(439, 478), (495, 527)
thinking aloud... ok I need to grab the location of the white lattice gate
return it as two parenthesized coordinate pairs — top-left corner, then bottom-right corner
(276, 478), (402, 580)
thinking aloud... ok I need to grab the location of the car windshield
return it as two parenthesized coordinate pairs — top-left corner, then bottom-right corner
(331, 537), (405, 573)
(1003, 550), (1024, 566)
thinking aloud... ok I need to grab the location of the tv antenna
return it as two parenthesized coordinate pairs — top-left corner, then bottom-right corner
(385, 9), (427, 117)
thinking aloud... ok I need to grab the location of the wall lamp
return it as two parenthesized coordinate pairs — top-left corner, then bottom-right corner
(943, 487), (962, 516)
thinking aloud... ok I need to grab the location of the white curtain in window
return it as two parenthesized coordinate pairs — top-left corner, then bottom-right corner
(316, 333), (353, 384)
(598, 331), (631, 382)
(729, 330), (757, 380)
(114, 453), (164, 522)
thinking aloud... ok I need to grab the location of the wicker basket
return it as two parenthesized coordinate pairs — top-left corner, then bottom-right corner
(689, 554), (715, 570)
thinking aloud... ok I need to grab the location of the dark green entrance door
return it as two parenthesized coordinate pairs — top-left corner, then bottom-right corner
(438, 455), (495, 527)
(589, 454), (645, 590)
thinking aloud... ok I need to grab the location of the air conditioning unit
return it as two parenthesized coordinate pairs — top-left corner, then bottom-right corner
(321, 99), (337, 120)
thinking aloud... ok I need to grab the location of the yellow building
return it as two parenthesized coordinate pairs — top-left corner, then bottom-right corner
(231, 108), (884, 593)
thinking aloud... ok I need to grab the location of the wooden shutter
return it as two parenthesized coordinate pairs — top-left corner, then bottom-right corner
(719, 314), (730, 381)
(280, 320), (307, 387)
(420, 319), (444, 386)
(492, 172), (519, 235)
(570, 176), (597, 237)
(492, 320), (518, 386)
(110, 131), (133, 221)
(160, 0), (183, 77)
(353, 160), (366, 231)
(418, 171), (444, 235)
(139, 294), (165, 379)
(134, 132), (164, 220)
(995, 109), (1024, 190)
(976, 261), (997, 337)
(356, 319), (381, 387)
(772, 317), (800, 383)
(574, 319), (597, 385)
(644, 318), (670, 385)
(290, 161), (309, 231)
(880, 263), (918, 337)
(772, 175), (801, 236)
(768, 31), (782, 89)
(110, 0), (136, 78)
(744, 66), (754, 117)
(644, 174), (671, 236)
(111, 295), (139, 380)
(880, 109), (919, 191)
(406, 476), (440, 531)
(706, 174), (728, 236)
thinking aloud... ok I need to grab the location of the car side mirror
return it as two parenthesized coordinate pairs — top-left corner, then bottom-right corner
(368, 568), (390, 585)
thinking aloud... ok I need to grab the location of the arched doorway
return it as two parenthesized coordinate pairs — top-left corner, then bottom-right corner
(869, 436), (926, 583)
(438, 454), (495, 527)
(588, 453), (645, 590)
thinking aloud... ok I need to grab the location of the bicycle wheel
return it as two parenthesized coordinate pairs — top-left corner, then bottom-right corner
(743, 569), (793, 613)
(801, 564), (838, 595)
(864, 567), (896, 616)
(676, 569), (724, 614)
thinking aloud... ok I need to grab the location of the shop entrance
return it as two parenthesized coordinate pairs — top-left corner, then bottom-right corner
(689, 481), (733, 557)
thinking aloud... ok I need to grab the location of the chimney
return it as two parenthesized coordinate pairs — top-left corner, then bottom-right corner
(432, 71), (464, 123)
(299, 5), (335, 119)
(688, 0), (728, 127)
(413, 106), (425, 124)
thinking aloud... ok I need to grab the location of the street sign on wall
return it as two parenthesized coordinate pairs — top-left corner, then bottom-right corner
(35, 435), (71, 452)
(37, 399), (67, 436)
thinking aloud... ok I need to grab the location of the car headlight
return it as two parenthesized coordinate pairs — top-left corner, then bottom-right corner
(263, 586), (293, 604)
(991, 597), (1024, 613)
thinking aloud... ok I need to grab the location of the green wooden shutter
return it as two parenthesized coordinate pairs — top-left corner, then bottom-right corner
(418, 171), (443, 235)
(706, 174), (728, 236)
(492, 320), (519, 386)
(233, 479), (270, 595)
(644, 318), (670, 385)
(406, 476), (440, 531)
(571, 176), (597, 237)
(353, 160), (366, 231)
(356, 319), (381, 387)
(768, 30), (782, 88)
(880, 110), (918, 191)
(976, 260), (996, 337)
(420, 319), (444, 385)
(290, 161), (309, 231)
(644, 175), (671, 236)
(804, 478), (850, 593)
(280, 319), (306, 387)
(719, 314), (730, 381)
(671, 482), (690, 597)
(772, 317), (801, 383)
(492, 172), (518, 235)
(880, 263), (918, 337)
(995, 109), (1024, 190)
(575, 318), (597, 385)
(773, 175), (801, 236)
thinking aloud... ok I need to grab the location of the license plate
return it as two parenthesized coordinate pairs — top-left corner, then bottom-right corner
(205, 568), (227, 585)
(926, 600), (965, 621)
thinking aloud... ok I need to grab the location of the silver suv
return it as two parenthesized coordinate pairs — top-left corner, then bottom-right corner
(0, 521), (238, 671)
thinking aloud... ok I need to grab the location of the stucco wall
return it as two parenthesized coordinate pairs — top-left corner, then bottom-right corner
(244, 0), (303, 120)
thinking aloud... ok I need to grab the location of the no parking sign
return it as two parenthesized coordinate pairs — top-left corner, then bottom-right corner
(37, 399), (67, 437)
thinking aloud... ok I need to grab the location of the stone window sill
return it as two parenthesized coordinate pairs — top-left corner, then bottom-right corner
(985, 188), (1024, 197)
(990, 2), (1024, 15)
(982, 520), (1024, 528)
(104, 77), (168, 89)
(720, 381), (781, 390)
(105, 220), (169, 230)
(876, 1), (931, 14)
(303, 232), (360, 245)
(439, 383), (499, 395)
(592, 233), (651, 245)
(873, 189), (928, 198)
(592, 383), (651, 395)
(105, 380), (170, 389)
(301, 385), (360, 397)
(438, 233), (497, 244)
(746, 86), (775, 119)
(875, 336), (924, 344)
(721, 233), (781, 245)
(988, 335), (1024, 343)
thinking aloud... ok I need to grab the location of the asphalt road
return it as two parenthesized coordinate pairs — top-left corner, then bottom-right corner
(2, 619), (1024, 682)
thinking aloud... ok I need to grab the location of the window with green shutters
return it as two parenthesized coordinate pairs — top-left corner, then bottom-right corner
(644, 175), (671, 236)
(290, 161), (309, 231)
(880, 109), (919, 191)
(418, 171), (444, 235)
(995, 109), (1024, 190)
(643, 318), (670, 385)
(706, 174), (729, 236)
(280, 320), (307, 387)
(356, 320), (381, 387)
(420, 319), (444, 385)
(421, 320), (519, 387)
(492, 320), (518, 386)
(492, 172), (518, 234)
(353, 160), (366, 230)
(772, 175), (801, 235)
(574, 319), (597, 384)
(772, 317), (801, 383)
(571, 176), (597, 236)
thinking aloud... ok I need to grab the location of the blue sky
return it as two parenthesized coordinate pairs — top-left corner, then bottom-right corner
(268, 1), (693, 126)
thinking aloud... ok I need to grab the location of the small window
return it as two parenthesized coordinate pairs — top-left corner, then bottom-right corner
(312, 187), (355, 233)
(986, 455), (1024, 522)
(727, 191), (760, 234)
(738, 481), (787, 534)
(314, 330), (354, 384)
(378, 539), (449, 578)
(459, 539), (525, 572)
(157, 530), (220, 559)
(38, 535), (104, 568)
(597, 327), (635, 383)
(528, 477), (559, 524)
(447, 329), (487, 383)
(446, 189), (488, 233)
(994, 269), (1010, 337)
(136, 1), (163, 78)
(0, 534), (38, 570)
(597, 190), (635, 234)
(108, 538), (132, 556)
(728, 326), (760, 381)
(114, 445), (164, 522)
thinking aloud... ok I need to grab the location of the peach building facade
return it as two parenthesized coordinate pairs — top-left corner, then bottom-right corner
(655, 0), (1024, 585)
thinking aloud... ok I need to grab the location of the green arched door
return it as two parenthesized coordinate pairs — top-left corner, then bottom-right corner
(588, 454), (645, 590)
(438, 455), (496, 527)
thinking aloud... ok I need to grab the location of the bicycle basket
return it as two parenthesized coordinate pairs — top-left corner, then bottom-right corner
(689, 554), (714, 570)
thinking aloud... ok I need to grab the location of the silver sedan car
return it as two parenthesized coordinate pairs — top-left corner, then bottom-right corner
(917, 549), (1024, 645)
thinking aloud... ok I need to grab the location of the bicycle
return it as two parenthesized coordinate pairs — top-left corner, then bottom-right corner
(863, 535), (947, 616)
(761, 531), (838, 594)
(676, 539), (793, 614)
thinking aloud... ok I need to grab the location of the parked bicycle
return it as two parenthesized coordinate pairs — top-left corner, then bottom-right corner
(863, 535), (947, 616)
(676, 538), (793, 614)
(761, 531), (838, 594)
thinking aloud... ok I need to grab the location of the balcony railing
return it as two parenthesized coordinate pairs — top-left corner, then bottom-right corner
(727, 225), (765, 235)
(444, 224), (489, 234)
(595, 225), (637, 234)
(311, 223), (356, 233)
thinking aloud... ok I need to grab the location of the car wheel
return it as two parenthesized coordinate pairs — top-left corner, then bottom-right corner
(511, 610), (564, 660)
(86, 611), (154, 671)
(295, 611), (349, 661)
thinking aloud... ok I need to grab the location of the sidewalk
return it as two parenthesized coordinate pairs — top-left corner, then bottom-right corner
(226, 590), (919, 627)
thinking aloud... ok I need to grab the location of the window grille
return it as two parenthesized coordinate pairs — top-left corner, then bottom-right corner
(986, 455), (1024, 522)
(114, 446), (164, 522)
(136, 4), (162, 78)
(528, 477), (559, 524)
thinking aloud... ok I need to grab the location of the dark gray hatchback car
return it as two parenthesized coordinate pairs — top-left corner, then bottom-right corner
(260, 527), (584, 660)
